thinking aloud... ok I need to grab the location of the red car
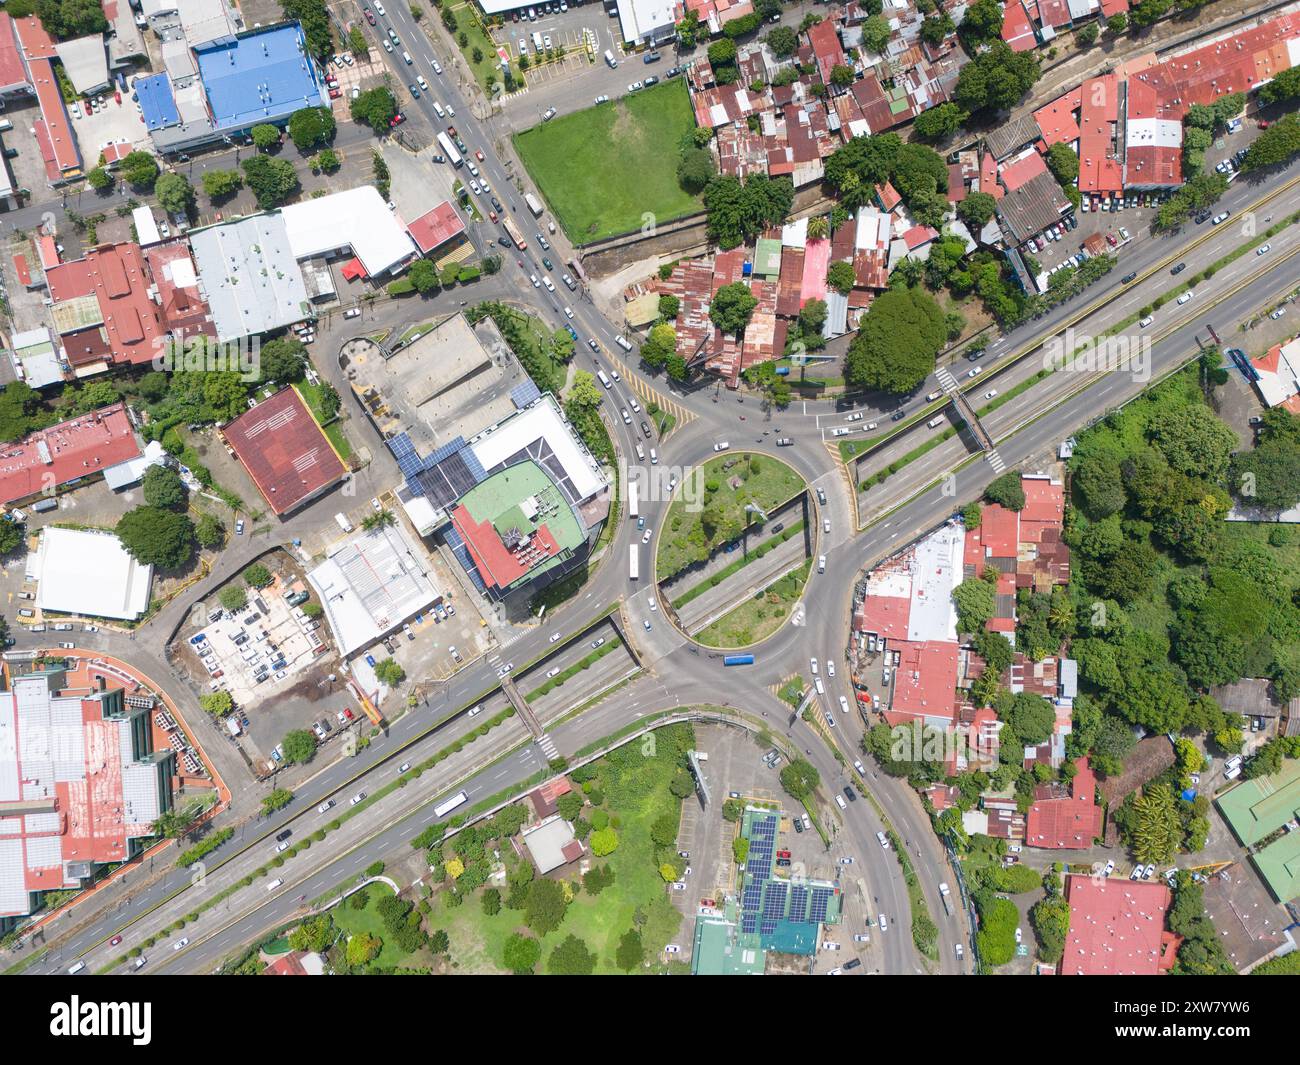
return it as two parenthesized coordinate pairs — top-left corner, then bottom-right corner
(1259, 118), (1270, 129)
(475, 150), (485, 162)
(776, 849), (791, 860)
(389, 112), (405, 127)
(110, 935), (123, 946)
(1105, 232), (1118, 247)
(328, 87), (341, 99)
(343, 707), (355, 721)
(364, 8), (376, 23)
(488, 210), (498, 222)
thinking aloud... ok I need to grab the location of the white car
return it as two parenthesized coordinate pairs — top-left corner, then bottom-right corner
(1014, 927), (1023, 944)
(542, 276), (555, 292)
(955, 943), (964, 960)
(649, 598), (658, 613)
(1271, 307), (1287, 320)
(1176, 291), (1193, 305)
(530, 274), (540, 288)
(416, 75), (429, 90)
(563, 306), (574, 318)
(549, 632), (561, 643)
(967, 366), (982, 377)
(350, 791), (366, 806)
(810, 658), (819, 675)
(173, 938), (190, 951)
(827, 660), (835, 678)
(985, 389), (998, 400)
(1257, 243), (1272, 255)
(664, 944), (681, 954)
(878, 914), (888, 931)
(1102, 859), (1116, 877)
(641, 528), (652, 545)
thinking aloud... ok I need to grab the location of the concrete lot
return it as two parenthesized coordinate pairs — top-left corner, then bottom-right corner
(70, 92), (150, 163)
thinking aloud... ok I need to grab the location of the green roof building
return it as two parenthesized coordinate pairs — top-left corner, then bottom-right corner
(1251, 830), (1300, 903)
(1216, 760), (1300, 847)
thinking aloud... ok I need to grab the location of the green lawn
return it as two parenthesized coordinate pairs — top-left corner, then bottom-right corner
(512, 80), (702, 244)
(330, 883), (420, 969)
(440, 724), (694, 973)
(657, 453), (806, 580)
(694, 559), (813, 648)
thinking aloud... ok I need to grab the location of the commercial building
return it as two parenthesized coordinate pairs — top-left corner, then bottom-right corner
(305, 522), (439, 659)
(1059, 874), (1179, 976)
(521, 814), (585, 874)
(1024, 757), (1103, 849)
(614, 0), (679, 46)
(189, 212), (311, 342)
(0, 402), (142, 508)
(140, 22), (327, 155)
(406, 201), (469, 259)
(280, 185), (417, 280)
(12, 15), (81, 185)
(1249, 335), (1300, 415)
(221, 387), (347, 516)
(0, 663), (175, 920)
(33, 527), (154, 621)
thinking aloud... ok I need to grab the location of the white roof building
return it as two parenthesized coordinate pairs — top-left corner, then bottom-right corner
(469, 393), (607, 505)
(34, 527), (153, 620)
(306, 522), (438, 658)
(614, 0), (678, 45)
(280, 186), (418, 279)
(54, 36), (110, 95)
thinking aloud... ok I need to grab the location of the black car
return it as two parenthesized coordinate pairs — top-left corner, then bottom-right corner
(1120, 271), (1137, 284)
(497, 236), (512, 248)
(844, 958), (862, 970)
(432, 153), (445, 163)
(843, 785), (857, 802)
(792, 817), (804, 833)
(641, 421), (652, 438)
(1171, 261), (1187, 275)
(275, 829), (292, 843)
(1194, 211), (1211, 224)
(891, 409), (906, 421)
(491, 196), (502, 211)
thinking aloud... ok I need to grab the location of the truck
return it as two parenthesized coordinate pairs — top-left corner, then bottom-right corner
(502, 215), (528, 251)
(524, 193), (544, 217)
(628, 480), (639, 520)
(568, 257), (588, 284)
(629, 544), (639, 581)
(436, 131), (462, 168)
(335, 512), (354, 533)
(939, 882), (954, 917)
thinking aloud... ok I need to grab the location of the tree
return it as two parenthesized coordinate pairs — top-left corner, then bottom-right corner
(1046, 143), (1080, 187)
(779, 758), (820, 800)
(707, 38), (737, 68)
(710, 282), (759, 336)
(589, 825), (619, 855)
(199, 690), (233, 716)
(243, 563), (272, 588)
(984, 471), (1026, 510)
(1147, 405), (1236, 482)
(1242, 113), (1300, 172)
(615, 928), (644, 970)
(314, 148), (340, 174)
(218, 584), (247, 612)
(120, 151), (160, 190)
(1106, 12), (1128, 34)
(524, 878), (568, 936)
(503, 932), (541, 974)
(251, 124), (282, 151)
(257, 337), (306, 384)
(913, 102), (966, 142)
(766, 25), (797, 57)
(954, 42), (1041, 114)
(25, 0), (107, 38)
(844, 286), (945, 394)
(202, 169), (243, 200)
(677, 146), (715, 193)
(1006, 693), (1055, 745)
(86, 166), (113, 192)
(155, 173), (195, 216)
(116, 506), (194, 569)
(1075, 22), (1099, 47)
(375, 658), (406, 686)
(827, 259), (856, 295)
(861, 13), (891, 53)
(141, 464), (186, 509)
(1131, 786), (1182, 863)
(639, 323), (678, 370)
(288, 106), (336, 152)
(351, 87), (398, 133)
(195, 512), (224, 549)
(960, 0), (1003, 43)
(1029, 895), (1071, 964)
(241, 155), (299, 208)
(703, 174), (794, 249)
(408, 259), (439, 294)
(281, 729), (317, 764)
(952, 193), (995, 232)
(952, 575), (996, 633)
(547, 934), (597, 975)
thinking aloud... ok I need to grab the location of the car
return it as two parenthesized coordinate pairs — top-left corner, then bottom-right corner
(529, 273), (540, 288)
(878, 914), (888, 931)
(839, 856), (854, 865)
(173, 937), (190, 951)
(350, 791), (366, 806)
(374, 1), (385, 12)
(822, 941), (841, 951)
(317, 799), (336, 814)
(644, 75), (658, 86)
(58, 641), (74, 649)
(1014, 927), (1023, 945)
(713, 441), (730, 452)
(955, 943), (964, 960)
(235, 519), (245, 535)
(1118, 226), (1130, 241)
(967, 366), (982, 378)
(388, 28), (399, 42)
(543, 106), (557, 120)
(1121, 271), (1137, 284)
(364, 7), (376, 23)
(1212, 211), (1230, 225)
(110, 934), (123, 946)
(842, 785), (857, 802)
(542, 276), (555, 292)
(1273, 306), (1288, 320)
(1139, 315), (1154, 328)
(641, 528), (652, 545)
(432, 61), (443, 75)
(591, 637), (605, 648)
(1102, 859), (1116, 877)
(595, 94), (610, 104)
(549, 632), (561, 643)
(643, 619), (652, 631)
(1142, 863), (1155, 880)
(1177, 291), (1193, 305)
(628, 81), (643, 92)
(810, 657), (819, 675)
(671, 881), (686, 892)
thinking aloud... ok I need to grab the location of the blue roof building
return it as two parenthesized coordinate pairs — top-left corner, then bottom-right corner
(196, 22), (325, 133)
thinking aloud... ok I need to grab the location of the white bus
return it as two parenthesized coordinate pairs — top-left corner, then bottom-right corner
(629, 544), (639, 581)
(436, 131), (462, 168)
(434, 790), (469, 818)
(629, 481), (639, 520)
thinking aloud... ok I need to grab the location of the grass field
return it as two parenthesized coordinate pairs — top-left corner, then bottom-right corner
(512, 80), (702, 244)
(694, 558), (813, 648)
(440, 723), (694, 973)
(330, 883), (423, 969)
(657, 453), (806, 580)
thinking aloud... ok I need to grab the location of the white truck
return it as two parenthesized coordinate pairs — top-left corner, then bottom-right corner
(335, 512), (354, 533)
(524, 193), (544, 217)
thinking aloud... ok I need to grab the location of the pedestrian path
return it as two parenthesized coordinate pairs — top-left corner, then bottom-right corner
(536, 733), (560, 759)
(986, 449), (1007, 473)
(936, 366), (959, 393)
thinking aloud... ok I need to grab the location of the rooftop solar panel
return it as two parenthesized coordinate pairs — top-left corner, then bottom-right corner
(510, 379), (541, 409)
(789, 886), (808, 922)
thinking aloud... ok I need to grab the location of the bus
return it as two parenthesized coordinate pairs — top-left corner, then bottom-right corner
(629, 544), (639, 581)
(503, 215), (528, 251)
(434, 790), (469, 818)
(436, 131), (462, 168)
(723, 654), (755, 666)
(628, 480), (639, 519)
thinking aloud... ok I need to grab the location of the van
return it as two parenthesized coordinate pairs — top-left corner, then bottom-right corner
(267, 878), (284, 891)
(604, 48), (617, 68)
(818, 554), (826, 573)
(432, 101), (445, 118)
(68, 960), (86, 974)
(18, 608), (33, 618)
(335, 512), (354, 533)
(402, 50), (412, 64)
(531, 31), (543, 51)
(834, 794), (848, 810)
(649, 448), (658, 464)
(927, 416), (944, 429)
(814, 677), (825, 695)
(596, 370), (612, 389)
(614, 334), (633, 351)
(635, 443), (645, 461)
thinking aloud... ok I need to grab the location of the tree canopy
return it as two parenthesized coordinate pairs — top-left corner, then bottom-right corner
(116, 506), (195, 569)
(844, 286), (945, 394)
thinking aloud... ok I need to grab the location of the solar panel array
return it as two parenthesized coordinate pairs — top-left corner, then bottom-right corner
(510, 379), (541, 409)
(809, 887), (834, 925)
(761, 881), (787, 936)
(387, 433), (423, 480)
(789, 885), (808, 923)
(748, 814), (777, 882)
(443, 525), (487, 593)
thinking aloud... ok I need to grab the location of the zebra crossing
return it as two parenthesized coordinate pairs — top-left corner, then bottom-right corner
(986, 449), (1007, 473)
(620, 369), (694, 433)
(936, 366), (959, 393)
(536, 733), (560, 759)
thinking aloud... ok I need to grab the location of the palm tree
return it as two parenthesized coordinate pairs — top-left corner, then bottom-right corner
(807, 216), (830, 240)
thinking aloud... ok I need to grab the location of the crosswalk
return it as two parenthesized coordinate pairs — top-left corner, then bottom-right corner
(986, 449), (1007, 473)
(619, 370), (694, 433)
(537, 733), (560, 759)
(936, 366), (959, 393)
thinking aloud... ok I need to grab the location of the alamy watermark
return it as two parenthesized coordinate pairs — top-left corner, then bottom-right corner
(151, 330), (261, 382)
(1042, 327), (1151, 383)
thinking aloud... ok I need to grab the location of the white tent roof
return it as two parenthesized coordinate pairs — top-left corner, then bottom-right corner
(35, 527), (153, 620)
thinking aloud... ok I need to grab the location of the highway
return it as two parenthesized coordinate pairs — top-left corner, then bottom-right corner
(12, 0), (1300, 978)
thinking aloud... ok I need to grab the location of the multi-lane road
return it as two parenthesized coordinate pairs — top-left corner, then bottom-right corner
(12, 0), (1300, 977)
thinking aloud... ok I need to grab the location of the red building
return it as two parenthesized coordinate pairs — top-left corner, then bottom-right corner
(1060, 874), (1180, 975)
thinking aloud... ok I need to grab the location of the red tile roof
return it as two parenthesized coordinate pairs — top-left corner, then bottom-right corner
(1000, 149), (1049, 193)
(406, 200), (467, 255)
(806, 19), (845, 86)
(451, 500), (563, 592)
(0, 402), (141, 506)
(1001, 0), (1038, 53)
(222, 387), (347, 516)
(0, 14), (29, 91)
(15, 17), (79, 180)
(1025, 757), (1103, 848)
(47, 243), (166, 365)
(1060, 874), (1179, 975)
(1034, 88), (1082, 148)
(145, 242), (214, 339)
(884, 639), (959, 726)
